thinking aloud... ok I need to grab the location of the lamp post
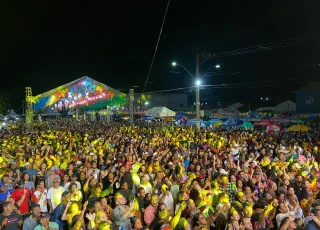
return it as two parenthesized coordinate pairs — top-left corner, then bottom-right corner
(195, 79), (201, 129)
(172, 56), (220, 129)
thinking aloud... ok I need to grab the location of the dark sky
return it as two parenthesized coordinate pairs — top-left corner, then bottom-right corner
(1, 0), (320, 110)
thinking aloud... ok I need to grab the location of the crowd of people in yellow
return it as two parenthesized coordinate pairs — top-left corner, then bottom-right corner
(0, 119), (319, 230)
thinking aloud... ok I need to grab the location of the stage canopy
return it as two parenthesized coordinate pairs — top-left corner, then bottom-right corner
(34, 76), (127, 111)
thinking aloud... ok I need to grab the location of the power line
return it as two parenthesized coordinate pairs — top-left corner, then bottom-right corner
(142, 0), (171, 93)
(214, 31), (320, 57)
(135, 86), (195, 95)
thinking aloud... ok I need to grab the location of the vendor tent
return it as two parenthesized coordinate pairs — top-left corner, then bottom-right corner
(242, 121), (253, 128)
(186, 119), (207, 127)
(146, 107), (176, 117)
(207, 119), (222, 125)
(222, 118), (243, 126)
(254, 119), (274, 126)
(275, 100), (296, 113)
(6, 109), (18, 116)
(176, 115), (188, 121)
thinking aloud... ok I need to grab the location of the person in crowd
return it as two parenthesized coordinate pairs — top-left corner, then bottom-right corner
(47, 178), (65, 213)
(32, 180), (48, 212)
(11, 180), (31, 219)
(23, 162), (36, 182)
(53, 191), (71, 230)
(35, 212), (59, 230)
(0, 201), (23, 230)
(23, 203), (41, 230)
(112, 192), (136, 230)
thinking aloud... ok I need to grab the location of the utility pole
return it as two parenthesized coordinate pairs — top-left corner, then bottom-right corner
(129, 89), (134, 125)
(195, 54), (201, 129)
(195, 53), (215, 129)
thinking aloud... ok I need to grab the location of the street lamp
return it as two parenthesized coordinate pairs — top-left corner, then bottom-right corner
(145, 101), (149, 105)
(171, 62), (195, 80)
(215, 64), (220, 69)
(172, 61), (202, 128)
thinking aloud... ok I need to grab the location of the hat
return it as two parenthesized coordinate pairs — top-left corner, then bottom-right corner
(219, 168), (228, 175)
(168, 162), (173, 166)
(39, 212), (50, 219)
(0, 183), (6, 189)
(17, 180), (24, 186)
(89, 152), (95, 156)
(54, 178), (61, 183)
(24, 162), (31, 166)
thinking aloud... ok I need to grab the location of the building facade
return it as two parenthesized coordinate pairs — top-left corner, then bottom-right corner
(294, 82), (320, 113)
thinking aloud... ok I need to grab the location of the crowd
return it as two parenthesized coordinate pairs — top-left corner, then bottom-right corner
(0, 119), (319, 230)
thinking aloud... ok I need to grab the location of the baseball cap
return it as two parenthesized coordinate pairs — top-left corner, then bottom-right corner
(17, 180), (24, 186)
(25, 162), (31, 166)
(219, 168), (229, 175)
(89, 152), (94, 156)
(0, 183), (6, 189)
(39, 212), (50, 219)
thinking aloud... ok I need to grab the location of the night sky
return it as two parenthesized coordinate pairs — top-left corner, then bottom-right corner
(1, 0), (320, 111)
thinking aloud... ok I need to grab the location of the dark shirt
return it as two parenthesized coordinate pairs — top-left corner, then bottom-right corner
(189, 188), (200, 203)
(291, 183), (308, 201)
(54, 202), (68, 230)
(0, 211), (22, 230)
(305, 220), (319, 230)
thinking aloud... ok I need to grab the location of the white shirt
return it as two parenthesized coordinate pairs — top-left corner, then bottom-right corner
(140, 182), (152, 194)
(47, 186), (65, 210)
(162, 192), (174, 211)
(33, 189), (48, 212)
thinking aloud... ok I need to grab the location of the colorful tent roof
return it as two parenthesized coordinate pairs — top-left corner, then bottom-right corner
(254, 119), (274, 126)
(33, 76), (126, 111)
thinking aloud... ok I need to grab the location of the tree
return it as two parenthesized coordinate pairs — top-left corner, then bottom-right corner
(0, 89), (10, 115)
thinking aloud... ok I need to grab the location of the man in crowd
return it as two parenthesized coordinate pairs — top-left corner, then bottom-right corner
(23, 203), (41, 230)
(0, 201), (23, 230)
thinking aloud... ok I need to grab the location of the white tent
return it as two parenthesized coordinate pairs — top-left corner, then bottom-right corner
(146, 107), (176, 117)
(6, 109), (18, 116)
(226, 102), (244, 110)
(275, 100), (296, 113)
(216, 108), (224, 114)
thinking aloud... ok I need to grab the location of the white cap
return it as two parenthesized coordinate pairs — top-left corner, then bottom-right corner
(25, 162), (31, 166)
(219, 168), (228, 175)
(89, 152), (94, 156)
